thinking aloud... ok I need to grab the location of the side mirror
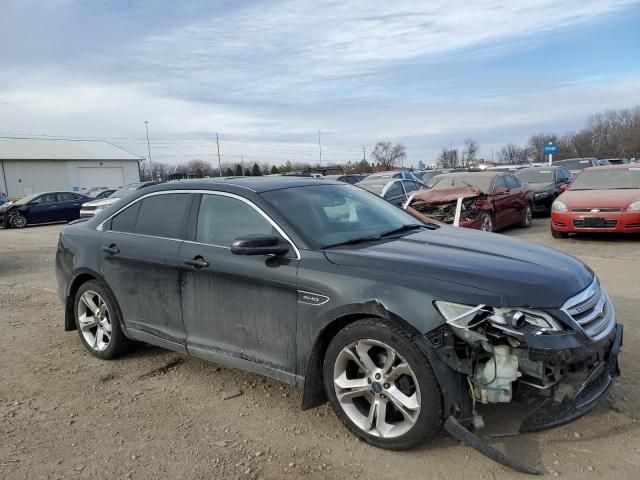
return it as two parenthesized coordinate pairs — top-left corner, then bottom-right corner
(231, 234), (289, 256)
(494, 187), (509, 195)
(559, 184), (569, 193)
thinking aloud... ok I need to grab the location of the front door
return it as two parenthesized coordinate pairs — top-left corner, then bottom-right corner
(99, 192), (193, 349)
(28, 193), (59, 223)
(180, 193), (299, 374)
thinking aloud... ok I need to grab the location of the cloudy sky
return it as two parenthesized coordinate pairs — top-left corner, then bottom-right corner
(1, 0), (639, 168)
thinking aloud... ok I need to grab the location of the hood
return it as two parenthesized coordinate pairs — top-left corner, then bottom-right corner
(83, 197), (119, 208)
(411, 186), (482, 205)
(529, 182), (555, 192)
(324, 227), (593, 308)
(559, 189), (640, 209)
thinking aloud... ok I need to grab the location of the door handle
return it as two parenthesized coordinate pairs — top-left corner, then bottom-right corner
(102, 244), (120, 255)
(184, 256), (209, 269)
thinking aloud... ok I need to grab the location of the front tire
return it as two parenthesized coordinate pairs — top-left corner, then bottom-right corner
(479, 212), (493, 232)
(551, 225), (569, 239)
(9, 212), (27, 228)
(323, 319), (442, 450)
(74, 280), (132, 359)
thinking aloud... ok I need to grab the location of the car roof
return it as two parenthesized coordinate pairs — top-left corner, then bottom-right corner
(438, 171), (500, 178)
(581, 164), (640, 173)
(157, 176), (343, 193)
(516, 166), (562, 172)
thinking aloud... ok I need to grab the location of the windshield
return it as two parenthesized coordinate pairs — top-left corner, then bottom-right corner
(13, 194), (39, 206)
(261, 184), (427, 248)
(516, 169), (554, 183)
(556, 159), (592, 170)
(430, 174), (492, 192)
(570, 168), (640, 190)
(110, 184), (142, 199)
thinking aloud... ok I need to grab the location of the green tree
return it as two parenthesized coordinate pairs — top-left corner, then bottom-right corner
(225, 167), (233, 176)
(270, 165), (279, 174)
(251, 163), (262, 176)
(234, 164), (243, 176)
(244, 168), (251, 176)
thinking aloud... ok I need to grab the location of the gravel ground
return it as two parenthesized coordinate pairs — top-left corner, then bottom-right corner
(0, 220), (638, 479)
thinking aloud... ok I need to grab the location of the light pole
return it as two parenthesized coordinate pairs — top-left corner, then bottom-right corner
(144, 121), (153, 180)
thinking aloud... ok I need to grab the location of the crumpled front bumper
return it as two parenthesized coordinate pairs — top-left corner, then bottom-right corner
(519, 324), (623, 433)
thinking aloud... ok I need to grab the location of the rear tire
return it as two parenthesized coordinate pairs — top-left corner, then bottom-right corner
(323, 319), (443, 450)
(551, 226), (569, 239)
(9, 212), (27, 229)
(520, 203), (533, 228)
(74, 280), (132, 359)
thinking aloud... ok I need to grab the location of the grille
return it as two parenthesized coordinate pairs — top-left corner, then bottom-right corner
(81, 205), (98, 211)
(562, 280), (615, 341)
(571, 208), (621, 213)
(572, 219), (617, 229)
(627, 223), (640, 228)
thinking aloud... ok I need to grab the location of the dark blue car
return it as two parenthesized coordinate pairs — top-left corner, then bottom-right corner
(0, 191), (93, 228)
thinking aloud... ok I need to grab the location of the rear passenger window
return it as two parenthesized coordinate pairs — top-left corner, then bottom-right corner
(135, 194), (191, 239)
(196, 195), (273, 247)
(110, 202), (141, 233)
(58, 193), (79, 201)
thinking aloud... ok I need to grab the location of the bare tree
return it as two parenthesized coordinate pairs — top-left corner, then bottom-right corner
(186, 159), (214, 178)
(370, 141), (406, 170)
(498, 144), (530, 164)
(528, 133), (558, 163)
(436, 148), (460, 168)
(462, 138), (480, 166)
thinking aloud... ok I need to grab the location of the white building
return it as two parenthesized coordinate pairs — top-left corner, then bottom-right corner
(0, 137), (142, 198)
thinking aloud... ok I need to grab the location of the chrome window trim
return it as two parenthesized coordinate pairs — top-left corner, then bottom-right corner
(96, 189), (301, 260)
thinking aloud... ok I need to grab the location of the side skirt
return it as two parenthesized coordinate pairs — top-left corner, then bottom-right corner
(189, 345), (304, 388)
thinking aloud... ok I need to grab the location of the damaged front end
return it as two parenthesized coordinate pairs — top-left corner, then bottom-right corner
(426, 278), (622, 434)
(405, 186), (489, 229)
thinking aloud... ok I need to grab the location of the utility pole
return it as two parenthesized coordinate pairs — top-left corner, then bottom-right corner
(144, 121), (153, 180)
(318, 130), (322, 165)
(216, 133), (222, 176)
(242, 155), (245, 176)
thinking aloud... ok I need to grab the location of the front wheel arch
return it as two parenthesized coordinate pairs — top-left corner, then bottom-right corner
(301, 310), (448, 411)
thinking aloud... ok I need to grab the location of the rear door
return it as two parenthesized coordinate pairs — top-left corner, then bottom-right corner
(179, 192), (299, 374)
(56, 192), (83, 222)
(99, 192), (193, 350)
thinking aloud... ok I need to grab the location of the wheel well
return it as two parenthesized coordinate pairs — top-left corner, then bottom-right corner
(64, 273), (96, 331)
(300, 312), (421, 410)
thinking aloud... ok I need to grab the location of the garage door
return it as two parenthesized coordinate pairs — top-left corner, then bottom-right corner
(77, 167), (124, 190)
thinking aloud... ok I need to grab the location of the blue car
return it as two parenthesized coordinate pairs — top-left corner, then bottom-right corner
(0, 191), (93, 228)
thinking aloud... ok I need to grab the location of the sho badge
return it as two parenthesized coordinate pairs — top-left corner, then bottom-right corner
(297, 290), (330, 306)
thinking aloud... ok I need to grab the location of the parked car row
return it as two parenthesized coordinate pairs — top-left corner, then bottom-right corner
(0, 182), (157, 228)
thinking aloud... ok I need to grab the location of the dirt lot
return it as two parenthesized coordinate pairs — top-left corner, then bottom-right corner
(1, 220), (639, 479)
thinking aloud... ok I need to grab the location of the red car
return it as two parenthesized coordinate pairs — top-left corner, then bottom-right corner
(550, 164), (640, 237)
(404, 172), (534, 232)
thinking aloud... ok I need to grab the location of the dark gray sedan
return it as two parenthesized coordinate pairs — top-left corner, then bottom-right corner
(56, 177), (621, 456)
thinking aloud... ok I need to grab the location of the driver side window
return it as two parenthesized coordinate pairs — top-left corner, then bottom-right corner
(196, 194), (274, 247)
(493, 176), (507, 192)
(32, 193), (57, 204)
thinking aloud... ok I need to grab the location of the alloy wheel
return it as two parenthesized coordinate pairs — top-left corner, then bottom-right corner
(524, 205), (533, 226)
(77, 291), (112, 351)
(11, 214), (27, 228)
(481, 214), (493, 232)
(333, 339), (421, 439)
